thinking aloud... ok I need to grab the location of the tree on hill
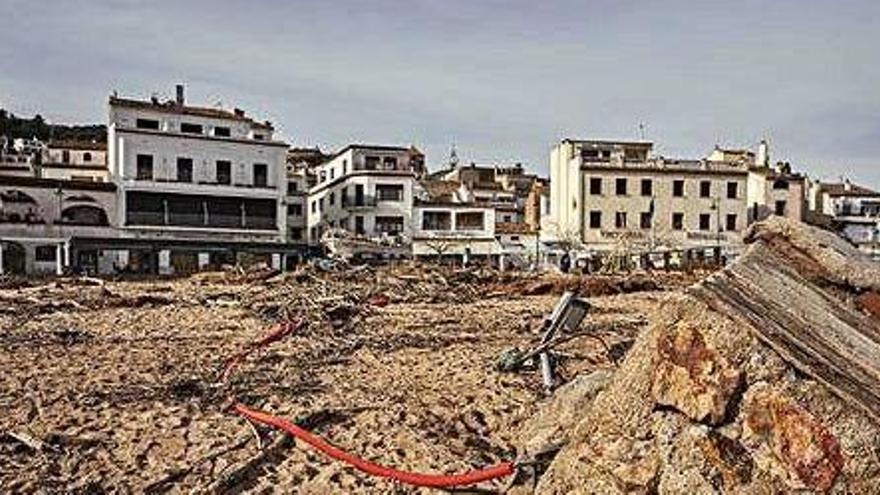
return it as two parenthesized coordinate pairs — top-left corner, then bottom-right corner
(0, 108), (105, 142)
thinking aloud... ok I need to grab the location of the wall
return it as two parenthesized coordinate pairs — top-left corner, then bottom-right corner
(580, 168), (747, 250)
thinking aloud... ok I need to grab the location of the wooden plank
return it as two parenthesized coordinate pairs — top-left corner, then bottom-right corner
(690, 240), (880, 421)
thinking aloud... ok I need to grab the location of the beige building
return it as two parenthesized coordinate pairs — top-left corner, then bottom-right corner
(545, 139), (805, 255)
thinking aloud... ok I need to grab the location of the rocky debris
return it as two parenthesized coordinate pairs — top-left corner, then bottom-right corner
(518, 369), (614, 454)
(529, 217), (880, 494)
(0, 259), (672, 492)
(652, 323), (741, 425)
(742, 383), (843, 491)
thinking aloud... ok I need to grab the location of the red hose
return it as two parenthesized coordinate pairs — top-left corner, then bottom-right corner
(220, 320), (304, 380)
(233, 403), (516, 488)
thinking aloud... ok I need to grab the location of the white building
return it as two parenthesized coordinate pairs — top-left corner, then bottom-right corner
(40, 140), (109, 182)
(0, 176), (117, 275)
(106, 85), (296, 274)
(411, 179), (497, 262)
(809, 179), (880, 259)
(305, 144), (425, 244)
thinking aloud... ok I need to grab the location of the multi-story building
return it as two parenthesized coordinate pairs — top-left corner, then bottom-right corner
(546, 139), (750, 256)
(434, 162), (538, 225)
(40, 140), (109, 182)
(305, 144), (425, 243)
(0, 175), (117, 275)
(808, 179), (880, 259)
(106, 85), (296, 274)
(411, 179), (497, 262)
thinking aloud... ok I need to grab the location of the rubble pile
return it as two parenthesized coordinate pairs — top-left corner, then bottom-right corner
(520, 217), (880, 493)
(0, 260), (672, 492)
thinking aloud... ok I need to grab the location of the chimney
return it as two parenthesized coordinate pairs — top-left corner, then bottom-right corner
(844, 178), (852, 191)
(175, 84), (185, 106)
(757, 139), (769, 167)
(234, 108), (245, 117)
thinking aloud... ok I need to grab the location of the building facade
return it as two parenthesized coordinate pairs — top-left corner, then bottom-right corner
(106, 86), (296, 274)
(545, 139), (750, 255)
(304, 144), (425, 244)
(808, 179), (880, 259)
(41, 140), (109, 182)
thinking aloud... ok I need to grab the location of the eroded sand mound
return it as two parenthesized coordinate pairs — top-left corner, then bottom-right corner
(522, 217), (880, 493)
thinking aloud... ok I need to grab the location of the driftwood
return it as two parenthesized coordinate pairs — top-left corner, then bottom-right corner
(691, 239), (880, 422)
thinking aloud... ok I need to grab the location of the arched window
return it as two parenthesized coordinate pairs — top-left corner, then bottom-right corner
(83, 152), (92, 162)
(0, 190), (37, 203)
(60, 205), (109, 226)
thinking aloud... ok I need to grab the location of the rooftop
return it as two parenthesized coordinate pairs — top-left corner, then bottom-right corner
(821, 182), (880, 198)
(108, 96), (274, 130)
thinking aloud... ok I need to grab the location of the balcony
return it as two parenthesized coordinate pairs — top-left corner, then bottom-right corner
(342, 195), (378, 209)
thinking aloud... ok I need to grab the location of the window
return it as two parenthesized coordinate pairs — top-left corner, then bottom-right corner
(355, 216), (365, 234)
(383, 157), (398, 170)
(342, 160), (348, 174)
(775, 200), (787, 216)
(640, 212), (652, 229)
(615, 211), (627, 229)
(319, 198), (324, 211)
(289, 204), (303, 216)
(376, 216), (404, 234)
(213, 126), (231, 137)
(330, 168), (335, 180)
(422, 211), (452, 230)
(136, 118), (160, 130)
(699, 213), (710, 231)
(726, 214), (737, 231)
(180, 122), (203, 134)
(329, 192), (335, 206)
(589, 177), (602, 195)
(35, 245), (56, 262)
(177, 158), (193, 183)
(83, 152), (92, 162)
(727, 182), (738, 199)
(62, 150), (70, 163)
(365, 156), (380, 170)
(641, 179), (653, 197)
(216, 160), (231, 185)
(287, 182), (298, 195)
(700, 180), (711, 198)
(503, 215), (512, 222)
(773, 179), (789, 190)
(672, 212), (684, 230)
(253, 133), (265, 141)
(456, 212), (484, 231)
(673, 180), (685, 197)
(376, 184), (404, 201)
(615, 178), (627, 196)
(311, 200), (317, 213)
(589, 211), (602, 229)
(253, 163), (268, 187)
(136, 154), (153, 180)
(290, 227), (303, 240)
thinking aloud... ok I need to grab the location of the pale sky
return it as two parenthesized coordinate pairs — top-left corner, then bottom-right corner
(2, 0), (878, 185)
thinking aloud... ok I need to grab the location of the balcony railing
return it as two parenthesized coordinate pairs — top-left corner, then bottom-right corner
(342, 195), (378, 208)
(126, 211), (277, 230)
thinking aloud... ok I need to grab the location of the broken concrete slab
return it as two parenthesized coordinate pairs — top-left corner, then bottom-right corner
(532, 217), (880, 493)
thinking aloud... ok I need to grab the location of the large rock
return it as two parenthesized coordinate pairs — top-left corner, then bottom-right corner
(742, 384), (844, 491)
(518, 369), (613, 454)
(651, 323), (742, 425)
(530, 218), (880, 494)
